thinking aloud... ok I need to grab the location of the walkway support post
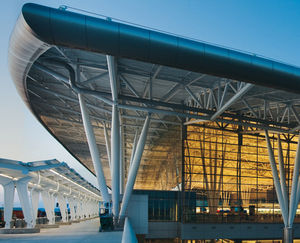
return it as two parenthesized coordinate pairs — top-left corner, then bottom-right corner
(57, 194), (68, 222)
(78, 93), (110, 203)
(31, 189), (40, 222)
(0, 177), (15, 229)
(68, 197), (76, 221)
(41, 190), (55, 224)
(119, 115), (150, 219)
(107, 55), (120, 219)
(3, 181), (15, 229)
(16, 177), (34, 228)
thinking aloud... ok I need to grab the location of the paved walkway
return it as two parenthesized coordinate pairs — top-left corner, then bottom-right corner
(0, 218), (122, 243)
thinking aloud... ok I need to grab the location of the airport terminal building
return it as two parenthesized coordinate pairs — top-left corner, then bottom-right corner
(7, 3), (300, 242)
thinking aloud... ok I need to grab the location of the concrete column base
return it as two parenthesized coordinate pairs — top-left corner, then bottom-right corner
(284, 227), (293, 243)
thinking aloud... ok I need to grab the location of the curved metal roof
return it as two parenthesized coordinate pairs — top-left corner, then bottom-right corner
(8, 3), (300, 189)
(21, 3), (300, 93)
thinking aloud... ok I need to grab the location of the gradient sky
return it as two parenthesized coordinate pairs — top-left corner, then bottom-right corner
(0, 0), (300, 205)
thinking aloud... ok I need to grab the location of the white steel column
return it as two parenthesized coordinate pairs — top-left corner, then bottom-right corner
(78, 93), (109, 203)
(107, 55), (120, 219)
(75, 199), (79, 219)
(130, 130), (138, 168)
(265, 131), (288, 225)
(68, 197), (76, 221)
(103, 123), (111, 170)
(120, 114), (125, 195)
(277, 135), (288, 213)
(121, 217), (138, 243)
(1, 179), (15, 229)
(41, 190), (55, 224)
(111, 104), (120, 219)
(16, 177), (34, 228)
(57, 194), (68, 222)
(288, 135), (300, 226)
(75, 199), (80, 219)
(119, 116), (150, 219)
(50, 192), (57, 222)
(79, 196), (84, 219)
(79, 199), (84, 219)
(265, 132), (300, 243)
(31, 189), (40, 223)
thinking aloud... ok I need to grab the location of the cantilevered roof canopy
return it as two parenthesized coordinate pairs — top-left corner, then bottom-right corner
(8, 3), (300, 189)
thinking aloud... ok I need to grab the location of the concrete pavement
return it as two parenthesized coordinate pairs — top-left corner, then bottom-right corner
(0, 218), (122, 243)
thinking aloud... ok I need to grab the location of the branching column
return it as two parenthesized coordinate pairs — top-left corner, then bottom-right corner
(265, 131), (300, 243)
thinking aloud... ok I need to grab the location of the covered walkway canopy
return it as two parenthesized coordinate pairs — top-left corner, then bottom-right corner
(0, 158), (100, 229)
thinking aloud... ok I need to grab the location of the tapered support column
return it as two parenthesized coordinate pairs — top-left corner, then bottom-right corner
(284, 227), (293, 243)
(265, 131), (288, 225)
(16, 177), (34, 228)
(74, 200), (79, 219)
(41, 190), (55, 224)
(2, 180), (15, 229)
(119, 116), (150, 219)
(122, 217), (138, 243)
(78, 93), (109, 203)
(265, 132), (300, 243)
(130, 130), (138, 169)
(288, 135), (300, 226)
(278, 135), (288, 213)
(120, 114), (125, 195)
(31, 189), (40, 222)
(79, 198), (84, 219)
(107, 55), (121, 219)
(57, 194), (68, 222)
(68, 197), (76, 221)
(77, 199), (82, 219)
(50, 192), (57, 219)
(111, 104), (120, 219)
(103, 123), (111, 170)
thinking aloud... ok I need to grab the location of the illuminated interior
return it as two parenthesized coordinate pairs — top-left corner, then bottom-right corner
(183, 122), (300, 223)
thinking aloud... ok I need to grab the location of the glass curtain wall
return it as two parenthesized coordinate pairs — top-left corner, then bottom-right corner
(183, 123), (298, 224)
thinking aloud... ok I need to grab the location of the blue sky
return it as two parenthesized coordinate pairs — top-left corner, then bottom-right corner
(0, 0), (300, 205)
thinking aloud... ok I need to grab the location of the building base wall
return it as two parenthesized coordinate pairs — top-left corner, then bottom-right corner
(146, 222), (300, 240)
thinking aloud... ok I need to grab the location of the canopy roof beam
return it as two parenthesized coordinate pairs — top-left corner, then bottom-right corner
(210, 83), (253, 121)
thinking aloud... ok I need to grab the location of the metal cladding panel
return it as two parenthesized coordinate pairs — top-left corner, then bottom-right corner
(19, 3), (300, 93)
(119, 23), (149, 60)
(203, 44), (230, 77)
(86, 16), (119, 55)
(228, 50), (254, 81)
(177, 38), (205, 71)
(149, 31), (178, 66)
(50, 8), (86, 48)
(22, 3), (52, 43)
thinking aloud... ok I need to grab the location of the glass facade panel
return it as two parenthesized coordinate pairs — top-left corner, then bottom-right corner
(183, 123), (298, 223)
